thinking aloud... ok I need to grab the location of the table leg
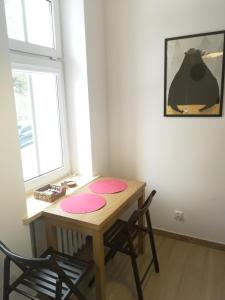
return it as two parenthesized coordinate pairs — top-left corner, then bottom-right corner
(138, 191), (145, 254)
(92, 230), (106, 300)
(45, 219), (58, 250)
(29, 221), (37, 257)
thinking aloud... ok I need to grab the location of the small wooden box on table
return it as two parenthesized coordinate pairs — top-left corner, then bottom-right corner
(42, 177), (146, 300)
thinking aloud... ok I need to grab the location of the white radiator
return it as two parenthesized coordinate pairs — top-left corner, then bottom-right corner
(56, 228), (87, 255)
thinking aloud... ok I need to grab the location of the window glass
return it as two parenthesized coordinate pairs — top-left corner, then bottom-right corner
(4, 0), (25, 41)
(4, 0), (55, 48)
(13, 69), (63, 182)
(24, 0), (54, 48)
(31, 72), (62, 174)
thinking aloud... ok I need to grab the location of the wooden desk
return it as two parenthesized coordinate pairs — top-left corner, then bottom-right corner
(42, 177), (146, 300)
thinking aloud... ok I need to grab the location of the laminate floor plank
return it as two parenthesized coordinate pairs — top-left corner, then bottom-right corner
(69, 235), (225, 300)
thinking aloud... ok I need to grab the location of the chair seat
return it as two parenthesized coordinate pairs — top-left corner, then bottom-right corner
(104, 220), (139, 256)
(14, 249), (91, 300)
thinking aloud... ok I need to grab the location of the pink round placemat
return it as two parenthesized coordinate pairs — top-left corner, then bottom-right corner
(89, 179), (128, 194)
(60, 193), (106, 214)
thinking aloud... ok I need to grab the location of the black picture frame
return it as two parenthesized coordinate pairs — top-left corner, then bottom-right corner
(164, 30), (225, 117)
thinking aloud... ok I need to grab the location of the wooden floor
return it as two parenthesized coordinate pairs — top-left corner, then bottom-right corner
(77, 234), (225, 300)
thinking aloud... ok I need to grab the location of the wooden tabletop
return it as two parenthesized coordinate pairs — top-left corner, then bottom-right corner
(43, 177), (146, 231)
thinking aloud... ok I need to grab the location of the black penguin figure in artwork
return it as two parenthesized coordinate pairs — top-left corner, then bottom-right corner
(168, 48), (220, 113)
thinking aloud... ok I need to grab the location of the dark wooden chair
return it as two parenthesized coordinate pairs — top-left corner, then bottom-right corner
(90, 190), (159, 300)
(0, 242), (92, 300)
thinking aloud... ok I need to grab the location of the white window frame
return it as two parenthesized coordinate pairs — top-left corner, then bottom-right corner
(11, 53), (70, 192)
(5, 0), (70, 192)
(8, 0), (61, 59)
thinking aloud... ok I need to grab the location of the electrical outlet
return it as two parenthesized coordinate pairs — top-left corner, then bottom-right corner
(174, 210), (184, 221)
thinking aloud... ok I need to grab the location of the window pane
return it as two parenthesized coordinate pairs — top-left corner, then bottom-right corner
(4, 0), (25, 41)
(4, 0), (55, 48)
(31, 72), (63, 175)
(13, 71), (38, 181)
(13, 69), (63, 182)
(24, 0), (54, 48)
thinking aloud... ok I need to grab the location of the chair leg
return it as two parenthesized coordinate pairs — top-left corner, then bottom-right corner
(130, 254), (144, 300)
(105, 247), (118, 263)
(88, 276), (95, 288)
(3, 288), (10, 300)
(88, 247), (118, 287)
(146, 211), (159, 273)
(127, 235), (144, 300)
(55, 279), (62, 300)
(3, 257), (10, 300)
(71, 287), (87, 300)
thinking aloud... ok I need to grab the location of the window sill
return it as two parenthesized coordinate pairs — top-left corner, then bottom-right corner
(23, 175), (99, 225)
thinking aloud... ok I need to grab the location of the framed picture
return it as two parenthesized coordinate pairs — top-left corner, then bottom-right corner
(164, 30), (225, 117)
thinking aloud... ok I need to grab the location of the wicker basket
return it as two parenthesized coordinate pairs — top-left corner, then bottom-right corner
(34, 184), (66, 203)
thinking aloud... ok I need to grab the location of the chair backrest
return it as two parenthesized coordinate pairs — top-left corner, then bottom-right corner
(127, 190), (156, 229)
(0, 241), (53, 272)
(0, 241), (82, 295)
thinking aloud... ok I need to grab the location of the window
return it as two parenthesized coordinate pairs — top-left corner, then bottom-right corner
(4, 0), (61, 58)
(13, 68), (63, 181)
(4, 0), (69, 191)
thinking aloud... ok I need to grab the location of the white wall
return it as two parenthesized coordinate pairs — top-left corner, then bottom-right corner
(60, 0), (108, 177)
(84, 0), (109, 176)
(105, 0), (225, 243)
(60, 0), (93, 176)
(0, 1), (31, 298)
